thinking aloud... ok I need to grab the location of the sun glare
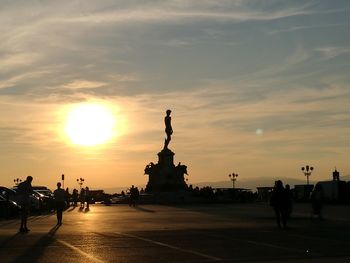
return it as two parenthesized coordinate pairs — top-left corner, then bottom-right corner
(65, 104), (116, 146)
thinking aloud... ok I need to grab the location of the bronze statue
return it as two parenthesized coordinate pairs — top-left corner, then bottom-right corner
(164, 109), (173, 149)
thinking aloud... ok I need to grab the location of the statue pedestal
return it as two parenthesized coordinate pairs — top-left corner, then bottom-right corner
(158, 148), (175, 169)
(144, 148), (188, 192)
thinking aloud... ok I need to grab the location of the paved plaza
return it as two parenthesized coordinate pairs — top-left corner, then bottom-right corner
(1, 203), (350, 262)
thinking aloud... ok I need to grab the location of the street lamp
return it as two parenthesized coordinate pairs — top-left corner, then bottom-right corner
(301, 165), (314, 185)
(228, 173), (238, 189)
(77, 178), (85, 190)
(14, 178), (22, 186)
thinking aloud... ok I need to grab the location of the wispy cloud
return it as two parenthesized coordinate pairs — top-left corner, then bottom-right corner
(315, 46), (350, 59)
(55, 1), (327, 26)
(268, 23), (350, 35)
(63, 80), (106, 90)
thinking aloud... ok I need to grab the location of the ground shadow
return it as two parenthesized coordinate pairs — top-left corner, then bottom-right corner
(0, 232), (22, 249)
(12, 224), (61, 263)
(133, 206), (156, 213)
(66, 206), (76, 212)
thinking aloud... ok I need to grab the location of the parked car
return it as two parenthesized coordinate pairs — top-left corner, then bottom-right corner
(0, 193), (20, 218)
(33, 189), (54, 211)
(11, 186), (42, 212)
(0, 186), (19, 204)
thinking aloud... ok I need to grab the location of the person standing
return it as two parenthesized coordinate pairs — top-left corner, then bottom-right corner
(129, 185), (135, 207)
(65, 188), (71, 208)
(311, 184), (325, 220)
(72, 189), (78, 207)
(80, 188), (85, 209)
(84, 186), (90, 210)
(134, 187), (140, 207)
(270, 180), (288, 228)
(285, 184), (293, 219)
(17, 176), (33, 233)
(53, 182), (66, 225)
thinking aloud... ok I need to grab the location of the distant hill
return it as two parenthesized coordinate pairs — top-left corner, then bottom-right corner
(193, 174), (350, 190)
(192, 177), (316, 190)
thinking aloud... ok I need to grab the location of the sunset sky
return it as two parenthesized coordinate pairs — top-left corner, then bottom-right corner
(1, 1), (350, 191)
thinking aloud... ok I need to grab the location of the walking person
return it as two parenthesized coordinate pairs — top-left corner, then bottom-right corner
(129, 185), (135, 207)
(84, 186), (90, 210)
(65, 188), (71, 208)
(270, 180), (288, 229)
(285, 184), (293, 219)
(311, 184), (325, 220)
(72, 189), (78, 207)
(53, 182), (66, 225)
(134, 187), (140, 207)
(17, 176), (33, 233)
(80, 188), (85, 209)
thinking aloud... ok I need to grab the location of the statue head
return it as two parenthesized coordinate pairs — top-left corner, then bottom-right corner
(166, 109), (171, 116)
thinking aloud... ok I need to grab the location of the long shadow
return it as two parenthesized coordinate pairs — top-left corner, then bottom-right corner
(0, 232), (22, 249)
(0, 219), (18, 228)
(12, 224), (61, 263)
(66, 206), (76, 212)
(133, 206), (156, 213)
(29, 213), (55, 223)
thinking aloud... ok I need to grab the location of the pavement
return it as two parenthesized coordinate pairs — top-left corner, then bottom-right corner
(1, 203), (350, 262)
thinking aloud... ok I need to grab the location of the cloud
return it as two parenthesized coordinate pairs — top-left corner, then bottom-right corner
(63, 80), (106, 90)
(268, 23), (350, 35)
(58, 1), (322, 25)
(315, 46), (350, 59)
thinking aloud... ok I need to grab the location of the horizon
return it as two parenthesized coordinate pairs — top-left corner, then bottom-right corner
(1, 1), (350, 191)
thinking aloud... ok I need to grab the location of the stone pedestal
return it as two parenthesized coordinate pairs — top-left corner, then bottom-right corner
(158, 148), (175, 169)
(144, 148), (188, 192)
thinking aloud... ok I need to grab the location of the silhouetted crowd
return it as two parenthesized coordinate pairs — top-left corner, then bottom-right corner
(0, 177), (328, 232)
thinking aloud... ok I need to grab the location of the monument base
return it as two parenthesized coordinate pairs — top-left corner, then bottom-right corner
(144, 148), (188, 192)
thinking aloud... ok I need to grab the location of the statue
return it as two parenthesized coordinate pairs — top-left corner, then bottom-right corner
(164, 109), (173, 149)
(143, 109), (189, 192)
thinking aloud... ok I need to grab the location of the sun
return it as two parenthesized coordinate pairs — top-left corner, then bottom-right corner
(65, 103), (116, 146)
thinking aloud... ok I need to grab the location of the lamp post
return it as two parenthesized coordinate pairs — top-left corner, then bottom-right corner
(13, 178), (22, 186)
(301, 165), (314, 185)
(228, 173), (238, 189)
(77, 178), (84, 190)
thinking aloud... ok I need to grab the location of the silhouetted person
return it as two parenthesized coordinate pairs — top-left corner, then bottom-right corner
(270, 180), (288, 228)
(80, 188), (85, 209)
(285, 184), (293, 219)
(65, 188), (70, 207)
(164, 109), (173, 149)
(129, 185), (138, 207)
(134, 187), (140, 206)
(17, 176), (33, 233)
(54, 182), (66, 225)
(85, 187), (90, 210)
(311, 184), (324, 220)
(72, 189), (78, 207)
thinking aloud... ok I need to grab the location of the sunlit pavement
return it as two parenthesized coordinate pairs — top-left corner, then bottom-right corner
(1, 203), (350, 263)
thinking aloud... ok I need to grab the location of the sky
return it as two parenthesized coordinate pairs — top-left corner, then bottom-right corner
(1, 0), (350, 191)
